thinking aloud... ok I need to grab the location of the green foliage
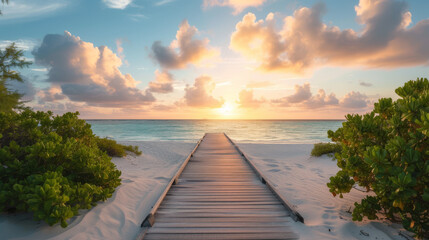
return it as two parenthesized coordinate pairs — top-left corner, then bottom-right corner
(0, 109), (122, 227)
(95, 137), (142, 157)
(327, 78), (429, 238)
(0, 43), (31, 113)
(311, 142), (342, 157)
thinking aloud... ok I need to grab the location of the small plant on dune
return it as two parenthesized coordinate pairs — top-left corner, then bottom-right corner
(327, 78), (429, 238)
(311, 142), (342, 157)
(96, 137), (142, 157)
(0, 110), (140, 228)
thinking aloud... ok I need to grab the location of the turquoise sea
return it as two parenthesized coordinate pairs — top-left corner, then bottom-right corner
(86, 120), (344, 143)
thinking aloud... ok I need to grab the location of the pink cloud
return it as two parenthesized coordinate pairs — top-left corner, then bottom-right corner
(230, 0), (429, 73)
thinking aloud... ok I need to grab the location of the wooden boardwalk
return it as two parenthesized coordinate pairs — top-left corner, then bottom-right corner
(141, 133), (300, 240)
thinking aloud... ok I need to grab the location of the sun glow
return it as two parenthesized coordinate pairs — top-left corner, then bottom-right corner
(216, 102), (236, 117)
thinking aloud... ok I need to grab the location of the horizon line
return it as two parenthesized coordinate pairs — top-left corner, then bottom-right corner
(84, 118), (345, 121)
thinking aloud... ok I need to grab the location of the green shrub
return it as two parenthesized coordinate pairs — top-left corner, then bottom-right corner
(0, 110), (122, 227)
(311, 142), (342, 157)
(95, 137), (142, 157)
(327, 78), (429, 238)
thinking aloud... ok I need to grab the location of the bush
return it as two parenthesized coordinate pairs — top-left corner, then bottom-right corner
(96, 137), (142, 157)
(327, 78), (429, 238)
(0, 110), (123, 227)
(311, 142), (342, 157)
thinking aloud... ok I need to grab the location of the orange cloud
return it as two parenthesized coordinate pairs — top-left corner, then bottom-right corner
(150, 20), (219, 69)
(230, 0), (429, 73)
(148, 70), (174, 93)
(237, 89), (265, 108)
(203, 0), (266, 14)
(33, 31), (155, 108)
(184, 75), (224, 108)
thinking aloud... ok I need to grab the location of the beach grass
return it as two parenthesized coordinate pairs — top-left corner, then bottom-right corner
(96, 137), (142, 157)
(311, 142), (342, 157)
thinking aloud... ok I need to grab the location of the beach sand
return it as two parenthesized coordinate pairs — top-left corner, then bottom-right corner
(0, 141), (412, 240)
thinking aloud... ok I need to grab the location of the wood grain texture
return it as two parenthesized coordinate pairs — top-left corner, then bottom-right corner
(142, 133), (298, 240)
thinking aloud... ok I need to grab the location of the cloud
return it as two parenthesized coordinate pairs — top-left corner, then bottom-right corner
(184, 75), (224, 108)
(37, 86), (66, 103)
(304, 89), (339, 108)
(0, 39), (38, 51)
(359, 81), (373, 87)
(272, 83), (340, 109)
(155, 0), (175, 6)
(128, 13), (146, 21)
(339, 91), (368, 108)
(237, 89), (265, 108)
(31, 68), (48, 72)
(148, 70), (174, 93)
(150, 20), (218, 69)
(7, 78), (36, 102)
(32, 31), (155, 108)
(285, 83), (312, 103)
(102, 0), (132, 9)
(230, 0), (429, 73)
(0, 0), (68, 21)
(246, 81), (274, 89)
(203, 0), (266, 14)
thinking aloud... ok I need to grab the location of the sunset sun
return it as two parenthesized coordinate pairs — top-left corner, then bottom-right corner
(216, 102), (236, 117)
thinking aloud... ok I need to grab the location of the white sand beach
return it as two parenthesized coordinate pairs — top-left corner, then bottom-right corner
(0, 140), (413, 240)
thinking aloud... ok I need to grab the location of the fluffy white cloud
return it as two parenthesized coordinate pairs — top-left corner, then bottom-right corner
(230, 0), (429, 73)
(150, 20), (219, 69)
(102, 0), (132, 9)
(203, 0), (266, 14)
(148, 70), (174, 93)
(33, 31), (155, 108)
(237, 89), (265, 108)
(184, 75), (224, 108)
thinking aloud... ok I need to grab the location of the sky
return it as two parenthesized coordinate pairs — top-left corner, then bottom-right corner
(1, 0), (428, 119)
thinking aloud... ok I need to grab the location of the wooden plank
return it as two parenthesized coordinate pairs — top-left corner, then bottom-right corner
(153, 216), (292, 223)
(144, 233), (298, 240)
(148, 227), (294, 234)
(153, 221), (290, 228)
(155, 212), (290, 218)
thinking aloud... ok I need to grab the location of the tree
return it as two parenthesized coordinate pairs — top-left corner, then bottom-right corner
(327, 78), (429, 238)
(0, 43), (31, 112)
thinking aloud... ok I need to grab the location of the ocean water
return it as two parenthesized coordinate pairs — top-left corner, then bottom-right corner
(86, 120), (344, 144)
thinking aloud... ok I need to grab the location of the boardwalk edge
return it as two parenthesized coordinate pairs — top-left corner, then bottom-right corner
(135, 135), (205, 240)
(223, 133), (305, 223)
